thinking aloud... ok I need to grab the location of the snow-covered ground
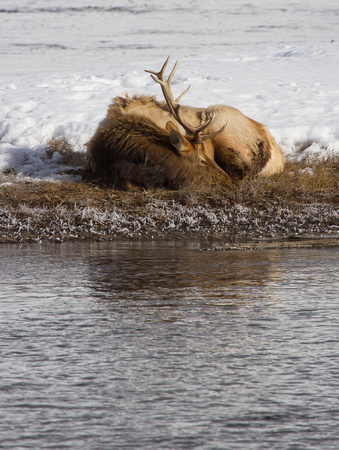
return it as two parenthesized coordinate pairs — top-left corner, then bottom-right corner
(1, 0), (339, 180)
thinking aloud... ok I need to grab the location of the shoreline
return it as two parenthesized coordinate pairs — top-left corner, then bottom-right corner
(202, 236), (339, 251)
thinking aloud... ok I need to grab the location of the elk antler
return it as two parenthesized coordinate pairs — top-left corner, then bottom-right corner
(145, 56), (227, 143)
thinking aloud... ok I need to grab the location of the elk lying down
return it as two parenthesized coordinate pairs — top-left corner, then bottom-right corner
(84, 57), (284, 190)
(85, 103), (231, 190)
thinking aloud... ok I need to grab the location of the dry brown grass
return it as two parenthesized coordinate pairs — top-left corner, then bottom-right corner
(1, 157), (338, 211)
(0, 177), (120, 210)
(234, 157), (338, 206)
(46, 137), (85, 167)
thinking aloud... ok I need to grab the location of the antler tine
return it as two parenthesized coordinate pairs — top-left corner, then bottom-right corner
(144, 55), (171, 84)
(145, 56), (179, 86)
(175, 85), (191, 103)
(199, 121), (228, 143)
(145, 56), (190, 114)
(167, 59), (178, 84)
(166, 60), (191, 103)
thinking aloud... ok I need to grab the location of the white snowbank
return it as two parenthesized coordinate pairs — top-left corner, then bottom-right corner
(1, 1), (338, 180)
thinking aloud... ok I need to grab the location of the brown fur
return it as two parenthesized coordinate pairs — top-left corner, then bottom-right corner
(201, 105), (285, 178)
(85, 96), (232, 190)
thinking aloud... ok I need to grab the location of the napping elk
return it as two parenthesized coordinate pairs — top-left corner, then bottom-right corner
(84, 57), (284, 190)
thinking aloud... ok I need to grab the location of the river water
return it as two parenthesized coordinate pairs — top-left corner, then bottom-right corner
(1, 240), (338, 449)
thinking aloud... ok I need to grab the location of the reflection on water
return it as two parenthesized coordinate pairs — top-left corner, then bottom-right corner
(86, 241), (286, 321)
(0, 240), (339, 449)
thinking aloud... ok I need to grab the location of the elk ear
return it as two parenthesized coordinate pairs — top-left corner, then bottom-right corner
(166, 121), (190, 155)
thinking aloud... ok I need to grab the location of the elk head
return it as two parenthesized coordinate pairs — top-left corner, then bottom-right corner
(165, 121), (208, 161)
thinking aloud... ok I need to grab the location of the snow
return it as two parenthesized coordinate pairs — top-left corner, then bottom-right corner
(1, 0), (339, 181)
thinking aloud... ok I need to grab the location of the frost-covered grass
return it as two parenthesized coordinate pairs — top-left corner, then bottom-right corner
(1, 199), (337, 244)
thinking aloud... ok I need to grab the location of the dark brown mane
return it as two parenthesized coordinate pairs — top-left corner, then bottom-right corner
(86, 112), (174, 170)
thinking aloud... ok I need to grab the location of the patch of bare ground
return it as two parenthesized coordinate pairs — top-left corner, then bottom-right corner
(0, 146), (338, 244)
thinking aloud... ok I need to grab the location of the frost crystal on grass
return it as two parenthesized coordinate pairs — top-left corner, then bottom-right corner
(1, 195), (338, 243)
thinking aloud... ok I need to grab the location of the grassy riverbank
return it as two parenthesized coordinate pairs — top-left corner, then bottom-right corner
(1, 156), (338, 244)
